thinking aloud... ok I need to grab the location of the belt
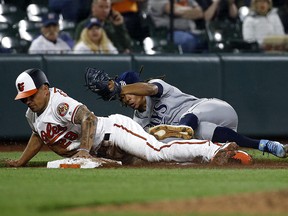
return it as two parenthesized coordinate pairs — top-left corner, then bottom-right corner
(103, 133), (110, 141)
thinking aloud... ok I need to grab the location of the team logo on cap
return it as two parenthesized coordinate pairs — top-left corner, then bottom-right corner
(119, 80), (127, 86)
(57, 103), (69, 117)
(17, 82), (25, 92)
(48, 13), (55, 19)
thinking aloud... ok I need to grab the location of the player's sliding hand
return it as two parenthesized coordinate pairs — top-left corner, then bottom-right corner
(4, 159), (21, 167)
(72, 149), (92, 159)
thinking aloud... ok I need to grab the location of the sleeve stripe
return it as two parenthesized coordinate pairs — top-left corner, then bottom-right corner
(71, 105), (81, 124)
(151, 82), (163, 98)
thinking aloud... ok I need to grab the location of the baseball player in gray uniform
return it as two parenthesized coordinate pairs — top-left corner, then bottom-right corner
(5, 68), (243, 167)
(92, 70), (287, 158)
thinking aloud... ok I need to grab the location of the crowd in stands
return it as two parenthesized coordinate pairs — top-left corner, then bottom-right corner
(74, 0), (131, 53)
(0, 0), (287, 54)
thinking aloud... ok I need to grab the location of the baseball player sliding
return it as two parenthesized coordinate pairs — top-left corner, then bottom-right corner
(85, 68), (288, 159)
(5, 68), (248, 168)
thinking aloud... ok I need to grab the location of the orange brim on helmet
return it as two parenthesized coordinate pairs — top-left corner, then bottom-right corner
(15, 89), (38, 100)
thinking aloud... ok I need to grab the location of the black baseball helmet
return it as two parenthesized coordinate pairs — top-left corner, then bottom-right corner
(15, 68), (50, 100)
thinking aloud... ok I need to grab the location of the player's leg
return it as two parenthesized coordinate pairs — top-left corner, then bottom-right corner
(179, 112), (199, 129)
(107, 114), (238, 164)
(160, 98), (287, 158)
(154, 139), (239, 164)
(148, 99), (225, 140)
(212, 126), (287, 158)
(181, 98), (238, 140)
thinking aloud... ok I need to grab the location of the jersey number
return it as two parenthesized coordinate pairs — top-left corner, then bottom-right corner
(56, 131), (78, 148)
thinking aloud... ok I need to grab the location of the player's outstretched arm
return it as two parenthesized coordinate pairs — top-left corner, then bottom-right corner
(120, 82), (158, 96)
(72, 105), (97, 158)
(5, 133), (44, 167)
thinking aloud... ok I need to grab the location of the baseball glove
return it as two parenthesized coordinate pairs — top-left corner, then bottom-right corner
(85, 67), (121, 101)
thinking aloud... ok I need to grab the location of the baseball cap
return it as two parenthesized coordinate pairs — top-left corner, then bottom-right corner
(85, 18), (102, 29)
(15, 68), (50, 100)
(42, 13), (59, 27)
(116, 71), (141, 86)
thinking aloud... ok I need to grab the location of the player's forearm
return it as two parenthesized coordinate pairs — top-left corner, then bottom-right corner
(13, 133), (43, 167)
(121, 83), (158, 96)
(80, 113), (97, 151)
(74, 105), (97, 152)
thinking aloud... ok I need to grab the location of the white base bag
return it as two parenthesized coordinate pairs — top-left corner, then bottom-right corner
(47, 157), (122, 169)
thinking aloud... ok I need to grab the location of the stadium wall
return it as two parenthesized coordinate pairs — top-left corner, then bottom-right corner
(1, 53), (288, 139)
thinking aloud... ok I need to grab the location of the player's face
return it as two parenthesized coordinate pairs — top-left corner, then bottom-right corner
(120, 94), (146, 112)
(21, 85), (50, 115)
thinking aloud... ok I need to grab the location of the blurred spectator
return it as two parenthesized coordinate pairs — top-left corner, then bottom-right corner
(148, 0), (206, 53)
(74, 0), (131, 53)
(197, 0), (238, 21)
(73, 17), (118, 54)
(112, 0), (149, 44)
(28, 13), (72, 54)
(277, 0), (288, 33)
(242, 0), (285, 46)
(48, 0), (92, 23)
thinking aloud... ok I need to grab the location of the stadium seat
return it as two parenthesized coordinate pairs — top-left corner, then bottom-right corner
(0, 35), (30, 53)
(143, 36), (180, 54)
(30, 0), (49, 6)
(18, 19), (41, 41)
(0, 21), (18, 39)
(0, 3), (26, 25)
(238, 6), (250, 22)
(130, 39), (145, 54)
(143, 15), (180, 54)
(59, 17), (76, 39)
(205, 19), (259, 53)
(26, 4), (49, 22)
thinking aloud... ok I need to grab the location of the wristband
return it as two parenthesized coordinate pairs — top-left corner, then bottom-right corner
(77, 148), (90, 153)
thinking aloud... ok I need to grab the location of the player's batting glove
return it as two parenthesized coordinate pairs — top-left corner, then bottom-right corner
(85, 67), (121, 101)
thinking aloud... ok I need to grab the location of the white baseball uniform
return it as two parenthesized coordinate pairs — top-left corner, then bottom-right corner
(26, 87), (223, 163)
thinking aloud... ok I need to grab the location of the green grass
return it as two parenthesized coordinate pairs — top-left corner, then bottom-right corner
(0, 151), (288, 216)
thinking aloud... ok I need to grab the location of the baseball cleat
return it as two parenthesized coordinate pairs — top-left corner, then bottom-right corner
(211, 142), (239, 165)
(149, 124), (194, 140)
(258, 140), (287, 158)
(231, 150), (253, 165)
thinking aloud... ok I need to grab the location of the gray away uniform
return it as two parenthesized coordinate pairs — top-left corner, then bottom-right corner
(133, 79), (238, 140)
